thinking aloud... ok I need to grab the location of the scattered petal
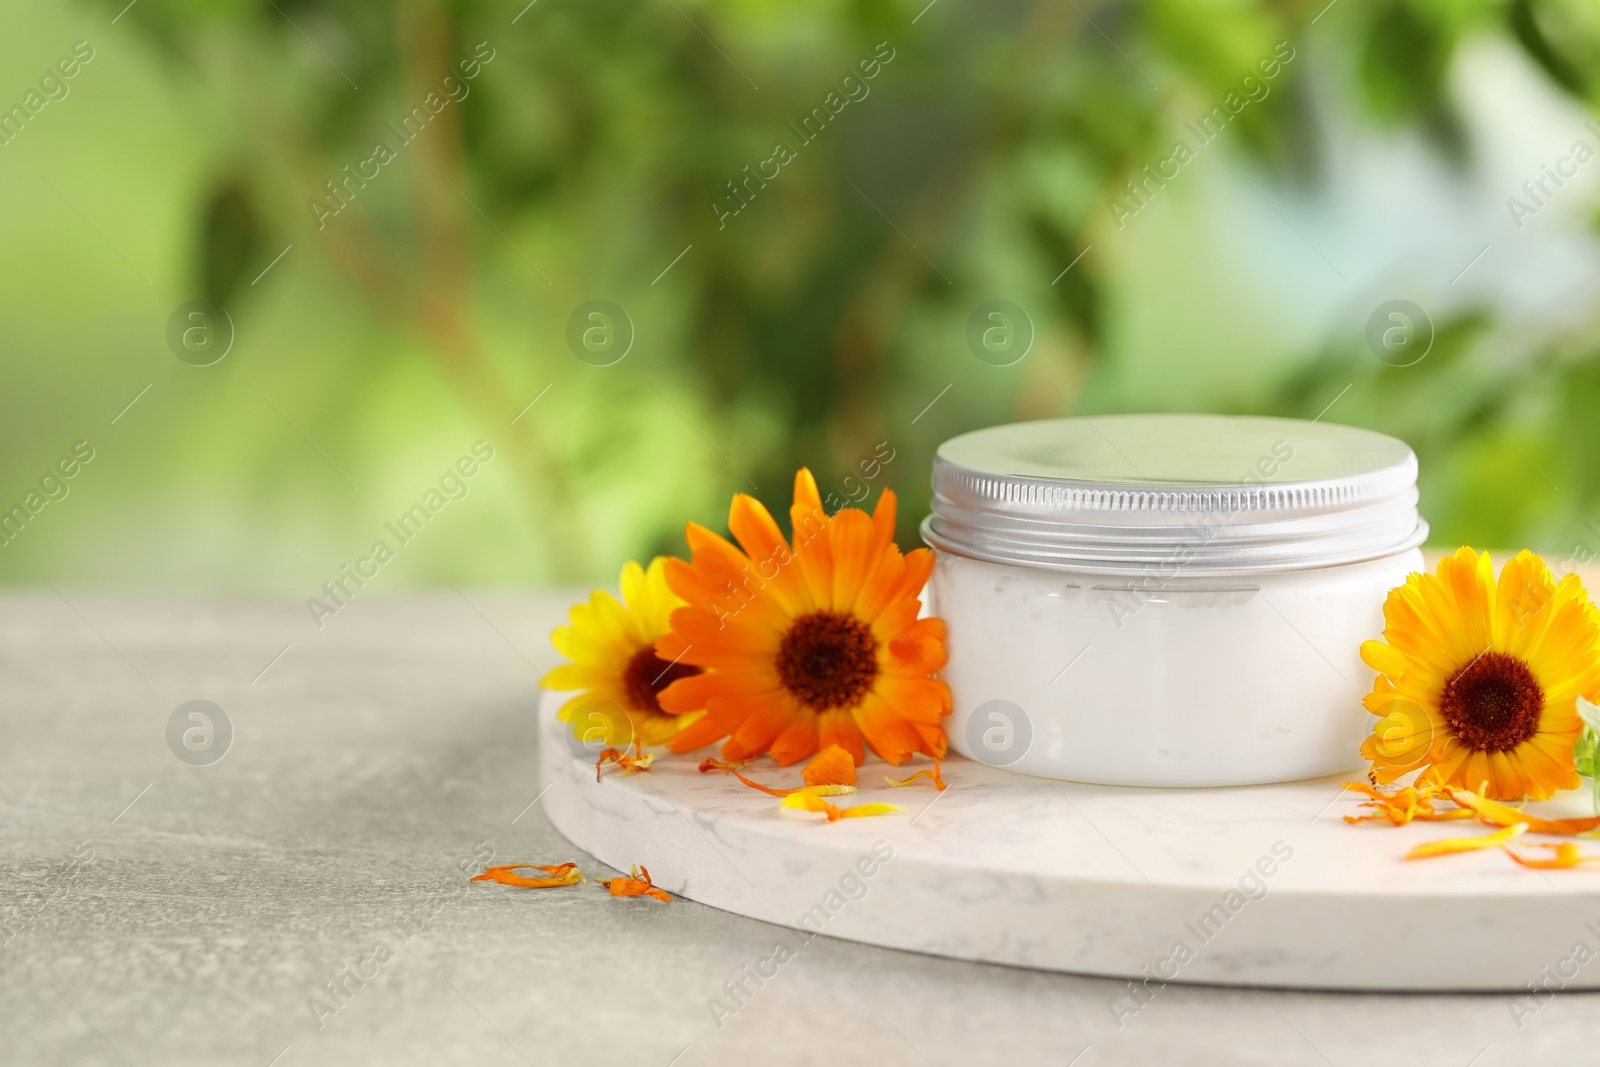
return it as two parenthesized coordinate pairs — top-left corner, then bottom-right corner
(1503, 842), (1600, 869)
(598, 864), (672, 902)
(779, 792), (900, 822)
(1405, 823), (1527, 860)
(838, 803), (901, 818)
(712, 745), (859, 798)
(1340, 780), (1471, 826)
(796, 784), (859, 797)
(727, 770), (794, 797)
(596, 741), (655, 781)
(731, 769), (858, 797)
(886, 760), (946, 790)
(698, 757), (750, 774)
(1445, 786), (1600, 836)
(471, 863), (585, 888)
(803, 745), (858, 788)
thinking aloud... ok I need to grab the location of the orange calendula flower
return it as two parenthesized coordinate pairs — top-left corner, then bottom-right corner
(704, 744), (859, 797)
(599, 865), (671, 901)
(657, 469), (951, 767)
(1360, 548), (1600, 801)
(543, 558), (704, 749)
(779, 792), (900, 821)
(471, 863), (585, 888)
(1405, 823), (1527, 860)
(886, 760), (946, 791)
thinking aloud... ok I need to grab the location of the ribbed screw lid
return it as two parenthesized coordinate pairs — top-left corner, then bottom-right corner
(921, 414), (1427, 575)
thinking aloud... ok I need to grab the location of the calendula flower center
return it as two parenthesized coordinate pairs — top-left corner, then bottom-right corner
(622, 646), (701, 715)
(775, 611), (878, 711)
(1439, 650), (1543, 752)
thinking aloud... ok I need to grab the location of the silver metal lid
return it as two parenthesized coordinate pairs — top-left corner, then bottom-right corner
(921, 414), (1428, 575)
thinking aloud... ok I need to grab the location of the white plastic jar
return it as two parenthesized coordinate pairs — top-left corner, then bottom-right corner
(921, 414), (1427, 787)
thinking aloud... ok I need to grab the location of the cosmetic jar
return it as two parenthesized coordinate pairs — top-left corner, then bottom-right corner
(921, 414), (1427, 787)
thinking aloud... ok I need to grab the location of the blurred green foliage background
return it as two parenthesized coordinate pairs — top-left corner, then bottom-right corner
(3, 0), (1600, 591)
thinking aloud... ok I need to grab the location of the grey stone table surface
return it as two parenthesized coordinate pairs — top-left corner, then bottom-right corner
(2, 592), (1597, 1067)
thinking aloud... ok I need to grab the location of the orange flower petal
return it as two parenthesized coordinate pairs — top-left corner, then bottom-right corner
(836, 803), (901, 819)
(728, 494), (803, 610)
(709, 749), (859, 798)
(668, 712), (729, 754)
(854, 690), (925, 766)
(1505, 842), (1597, 869)
(471, 863), (585, 888)
(1405, 823), (1527, 860)
(598, 864), (672, 901)
(723, 695), (801, 763)
(818, 710), (867, 766)
(659, 668), (779, 714)
(874, 675), (952, 726)
(596, 743), (655, 781)
(1360, 639), (1409, 677)
(886, 760), (946, 790)
(779, 792), (900, 821)
(769, 715), (820, 768)
(803, 744), (857, 787)
(780, 792), (840, 820)
(797, 784), (860, 797)
(894, 547), (936, 606)
(1445, 786), (1600, 835)
(729, 770), (791, 797)
(1339, 780), (1470, 826)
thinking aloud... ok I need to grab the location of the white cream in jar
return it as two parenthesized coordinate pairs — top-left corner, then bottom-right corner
(921, 414), (1427, 787)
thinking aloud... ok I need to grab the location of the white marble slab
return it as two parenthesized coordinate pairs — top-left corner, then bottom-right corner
(540, 693), (1600, 992)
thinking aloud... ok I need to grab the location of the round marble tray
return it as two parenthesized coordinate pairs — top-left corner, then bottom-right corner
(539, 694), (1600, 992)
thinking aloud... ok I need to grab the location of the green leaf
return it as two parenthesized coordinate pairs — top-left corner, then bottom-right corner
(1575, 728), (1597, 778)
(1578, 696), (1600, 735)
(1578, 698), (1600, 815)
(196, 178), (267, 309)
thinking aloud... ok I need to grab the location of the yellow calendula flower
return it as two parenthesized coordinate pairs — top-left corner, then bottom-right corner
(543, 558), (703, 748)
(1360, 547), (1600, 801)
